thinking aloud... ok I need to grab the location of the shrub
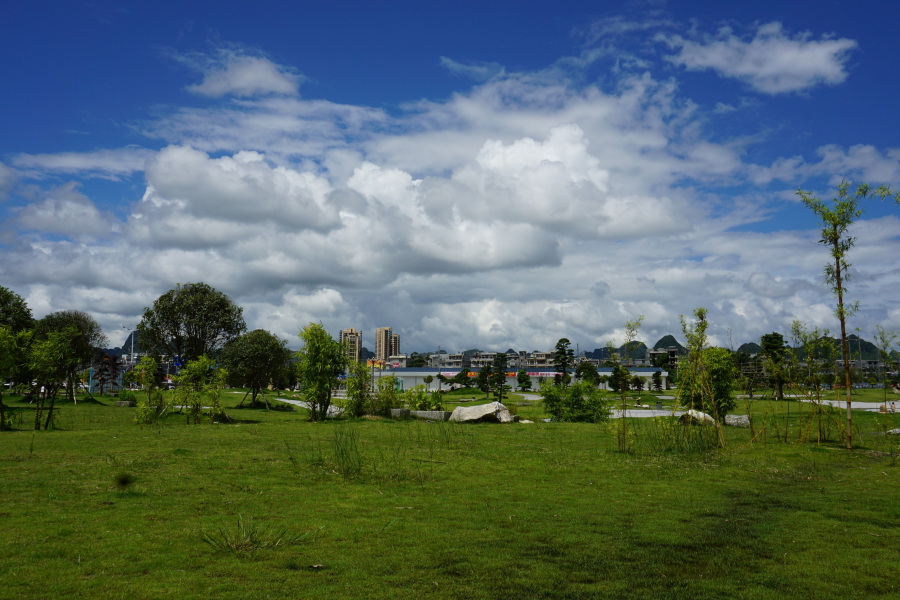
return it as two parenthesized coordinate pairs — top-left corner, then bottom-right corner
(118, 390), (137, 403)
(540, 381), (611, 423)
(366, 376), (402, 416)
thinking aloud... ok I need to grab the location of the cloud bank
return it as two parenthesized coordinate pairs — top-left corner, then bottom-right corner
(2, 28), (897, 352)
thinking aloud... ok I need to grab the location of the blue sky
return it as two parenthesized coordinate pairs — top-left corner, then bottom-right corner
(1, 0), (899, 351)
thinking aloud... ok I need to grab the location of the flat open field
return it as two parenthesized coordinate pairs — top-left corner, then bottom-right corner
(0, 390), (898, 599)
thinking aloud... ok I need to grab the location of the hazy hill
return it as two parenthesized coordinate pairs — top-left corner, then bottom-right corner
(738, 342), (762, 355)
(653, 335), (686, 354)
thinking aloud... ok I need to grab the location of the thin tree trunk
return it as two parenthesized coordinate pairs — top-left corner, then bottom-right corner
(33, 387), (45, 430)
(44, 388), (57, 430)
(834, 230), (853, 449)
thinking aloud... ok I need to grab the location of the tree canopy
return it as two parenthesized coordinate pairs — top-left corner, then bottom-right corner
(0, 286), (33, 333)
(35, 310), (108, 401)
(296, 323), (347, 421)
(219, 329), (292, 408)
(553, 338), (574, 387)
(137, 283), (246, 362)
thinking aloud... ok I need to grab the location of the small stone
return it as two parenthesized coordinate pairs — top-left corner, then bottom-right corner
(886, 428), (900, 435)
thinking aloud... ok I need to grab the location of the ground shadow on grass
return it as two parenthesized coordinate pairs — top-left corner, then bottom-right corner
(422, 464), (881, 600)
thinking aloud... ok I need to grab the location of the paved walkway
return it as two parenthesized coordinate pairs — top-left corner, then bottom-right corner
(275, 397), (344, 416)
(611, 409), (685, 419)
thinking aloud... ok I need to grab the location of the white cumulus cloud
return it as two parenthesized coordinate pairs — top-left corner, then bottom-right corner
(184, 49), (301, 97)
(665, 22), (857, 94)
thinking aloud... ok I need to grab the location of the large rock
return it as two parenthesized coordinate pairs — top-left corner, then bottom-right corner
(410, 410), (453, 421)
(449, 402), (516, 423)
(886, 428), (900, 435)
(115, 400), (136, 407)
(678, 409), (718, 426)
(725, 414), (751, 428)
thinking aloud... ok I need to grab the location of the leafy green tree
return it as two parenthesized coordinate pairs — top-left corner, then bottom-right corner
(516, 368), (531, 391)
(553, 338), (574, 388)
(423, 375), (434, 390)
(575, 361), (599, 386)
(219, 329), (292, 409)
(28, 326), (79, 429)
(35, 310), (107, 402)
(344, 359), (371, 417)
(540, 380), (610, 423)
(491, 353), (510, 403)
(407, 352), (427, 368)
(652, 370), (663, 392)
(451, 368), (472, 388)
(760, 332), (788, 401)
(607, 365), (629, 393)
(128, 356), (166, 422)
(137, 283), (246, 363)
(174, 356), (227, 424)
(0, 286), (33, 333)
(797, 180), (893, 449)
(0, 325), (18, 430)
(476, 363), (493, 397)
(296, 323), (348, 421)
(631, 374), (644, 393)
(680, 347), (737, 419)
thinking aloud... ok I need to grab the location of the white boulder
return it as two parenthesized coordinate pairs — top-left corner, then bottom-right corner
(678, 409), (718, 426)
(449, 401), (516, 423)
(725, 414), (751, 428)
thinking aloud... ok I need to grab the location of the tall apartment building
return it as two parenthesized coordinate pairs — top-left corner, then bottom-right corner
(391, 333), (400, 357)
(375, 327), (397, 361)
(339, 327), (363, 363)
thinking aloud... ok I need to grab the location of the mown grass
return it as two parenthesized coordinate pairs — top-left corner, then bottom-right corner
(0, 390), (898, 599)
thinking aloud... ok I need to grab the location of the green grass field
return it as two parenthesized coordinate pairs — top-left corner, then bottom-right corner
(0, 389), (898, 599)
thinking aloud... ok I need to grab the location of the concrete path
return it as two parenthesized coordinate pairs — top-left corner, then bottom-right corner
(274, 397), (344, 416)
(611, 409), (685, 419)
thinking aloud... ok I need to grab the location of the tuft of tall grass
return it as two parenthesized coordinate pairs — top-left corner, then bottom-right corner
(332, 422), (363, 480)
(625, 416), (721, 456)
(199, 514), (322, 553)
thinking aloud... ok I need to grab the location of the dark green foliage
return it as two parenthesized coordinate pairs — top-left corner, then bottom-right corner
(137, 283), (246, 362)
(476, 363), (492, 396)
(407, 352), (427, 368)
(761, 332), (788, 400)
(630, 374), (644, 392)
(219, 329), (291, 407)
(0, 286), (33, 333)
(35, 310), (107, 402)
(575, 361), (599, 386)
(450, 368), (472, 388)
(539, 380), (610, 422)
(516, 368), (531, 391)
(652, 370), (663, 391)
(553, 338), (574, 387)
(653, 334), (686, 353)
(607, 365), (629, 393)
(680, 347), (738, 418)
(490, 353), (510, 403)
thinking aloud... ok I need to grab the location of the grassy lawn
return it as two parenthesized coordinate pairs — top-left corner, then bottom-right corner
(0, 391), (899, 599)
